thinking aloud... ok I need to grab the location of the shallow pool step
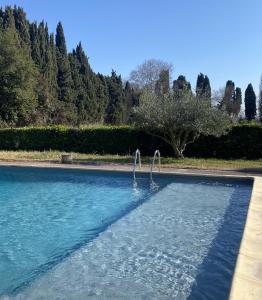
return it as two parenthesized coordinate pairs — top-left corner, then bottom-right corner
(8, 182), (239, 300)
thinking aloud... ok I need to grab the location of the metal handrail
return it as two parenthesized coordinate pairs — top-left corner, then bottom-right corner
(150, 150), (161, 181)
(133, 149), (141, 180)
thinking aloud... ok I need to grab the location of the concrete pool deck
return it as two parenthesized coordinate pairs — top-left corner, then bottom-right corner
(0, 161), (261, 299)
(229, 176), (262, 300)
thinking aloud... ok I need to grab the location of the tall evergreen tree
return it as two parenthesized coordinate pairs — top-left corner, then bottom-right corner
(69, 48), (86, 124)
(0, 26), (38, 125)
(196, 73), (211, 102)
(0, 8), (4, 29)
(155, 69), (169, 95)
(70, 43), (104, 124)
(54, 22), (76, 123)
(220, 80), (235, 115)
(95, 73), (108, 123)
(29, 22), (41, 65)
(105, 71), (125, 124)
(196, 73), (205, 96)
(233, 87), (242, 118)
(13, 6), (30, 45)
(259, 77), (262, 122)
(245, 83), (256, 120)
(47, 33), (58, 99)
(28, 21), (58, 124)
(173, 75), (192, 97)
(55, 22), (73, 103)
(124, 81), (139, 123)
(2, 6), (16, 29)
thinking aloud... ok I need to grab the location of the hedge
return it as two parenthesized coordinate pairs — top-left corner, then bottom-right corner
(0, 124), (261, 159)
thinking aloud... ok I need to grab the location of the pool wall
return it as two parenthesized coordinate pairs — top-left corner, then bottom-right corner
(0, 161), (260, 299)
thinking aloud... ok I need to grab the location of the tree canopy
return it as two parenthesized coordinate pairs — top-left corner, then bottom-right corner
(129, 59), (173, 90)
(0, 5), (259, 128)
(134, 89), (231, 158)
(0, 26), (38, 126)
(0, 6), (132, 126)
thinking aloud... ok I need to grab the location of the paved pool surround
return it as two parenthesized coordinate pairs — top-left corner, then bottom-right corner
(229, 176), (262, 300)
(0, 161), (261, 299)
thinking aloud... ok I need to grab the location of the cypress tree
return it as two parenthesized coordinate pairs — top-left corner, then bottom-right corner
(55, 22), (73, 103)
(69, 48), (87, 124)
(203, 76), (211, 101)
(2, 6), (15, 29)
(70, 42), (99, 123)
(37, 21), (48, 72)
(54, 22), (76, 123)
(221, 80), (235, 115)
(196, 73), (211, 102)
(95, 73), (108, 123)
(47, 33), (58, 99)
(259, 77), (262, 122)
(173, 75), (192, 97)
(232, 87), (242, 118)
(28, 21), (58, 124)
(105, 71), (125, 124)
(71, 43), (109, 124)
(0, 26), (38, 125)
(13, 6), (30, 45)
(196, 73), (204, 96)
(155, 69), (169, 95)
(29, 22), (41, 66)
(0, 8), (4, 29)
(124, 81), (139, 123)
(245, 83), (256, 120)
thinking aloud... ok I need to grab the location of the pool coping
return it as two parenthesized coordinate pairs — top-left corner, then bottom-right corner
(0, 161), (261, 299)
(229, 176), (262, 300)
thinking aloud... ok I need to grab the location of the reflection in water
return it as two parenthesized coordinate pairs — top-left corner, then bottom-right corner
(132, 179), (141, 198)
(150, 180), (159, 191)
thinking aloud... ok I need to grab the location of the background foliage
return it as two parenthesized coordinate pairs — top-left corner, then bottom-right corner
(0, 124), (261, 159)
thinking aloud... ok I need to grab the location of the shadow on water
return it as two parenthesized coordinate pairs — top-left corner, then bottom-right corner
(188, 185), (252, 300)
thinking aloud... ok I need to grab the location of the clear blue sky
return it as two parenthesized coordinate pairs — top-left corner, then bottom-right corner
(1, 0), (262, 93)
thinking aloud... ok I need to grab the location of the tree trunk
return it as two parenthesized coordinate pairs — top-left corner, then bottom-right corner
(171, 143), (184, 158)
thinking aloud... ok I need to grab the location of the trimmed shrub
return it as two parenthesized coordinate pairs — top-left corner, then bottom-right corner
(0, 124), (261, 159)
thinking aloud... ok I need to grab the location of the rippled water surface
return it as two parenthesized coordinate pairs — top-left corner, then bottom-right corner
(0, 166), (252, 299)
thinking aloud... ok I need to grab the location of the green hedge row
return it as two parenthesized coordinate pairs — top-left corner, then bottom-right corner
(185, 124), (262, 159)
(0, 124), (261, 159)
(0, 126), (168, 155)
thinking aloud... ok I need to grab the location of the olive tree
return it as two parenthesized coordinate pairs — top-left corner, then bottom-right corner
(134, 90), (232, 158)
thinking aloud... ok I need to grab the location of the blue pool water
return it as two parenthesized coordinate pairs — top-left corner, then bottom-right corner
(0, 166), (252, 299)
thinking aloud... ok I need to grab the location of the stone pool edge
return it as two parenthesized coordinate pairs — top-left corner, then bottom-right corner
(0, 161), (260, 299)
(229, 176), (262, 300)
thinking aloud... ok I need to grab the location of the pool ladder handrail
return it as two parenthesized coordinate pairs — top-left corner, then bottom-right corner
(150, 150), (161, 181)
(133, 149), (142, 180)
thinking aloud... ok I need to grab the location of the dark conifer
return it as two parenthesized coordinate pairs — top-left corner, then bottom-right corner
(0, 26), (38, 125)
(155, 69), (169, 95)
(124, 81), (139, 123)
(55, 22), (73, 104)
(13, 6), (30, 45)
(220, 80), (235, 115)
(245, 84), (256, 120)
(173, 75), (192, 97)
(196, 73), (211, 102)
(105, 71), (125, 124)
(233, 87), (242, 118)
(259, 77), (262, 122)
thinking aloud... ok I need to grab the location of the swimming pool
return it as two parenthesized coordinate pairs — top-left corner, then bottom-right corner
(0, 166), (252, 299)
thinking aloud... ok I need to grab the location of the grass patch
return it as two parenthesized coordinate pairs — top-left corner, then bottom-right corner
(0, 150), (261, 170)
